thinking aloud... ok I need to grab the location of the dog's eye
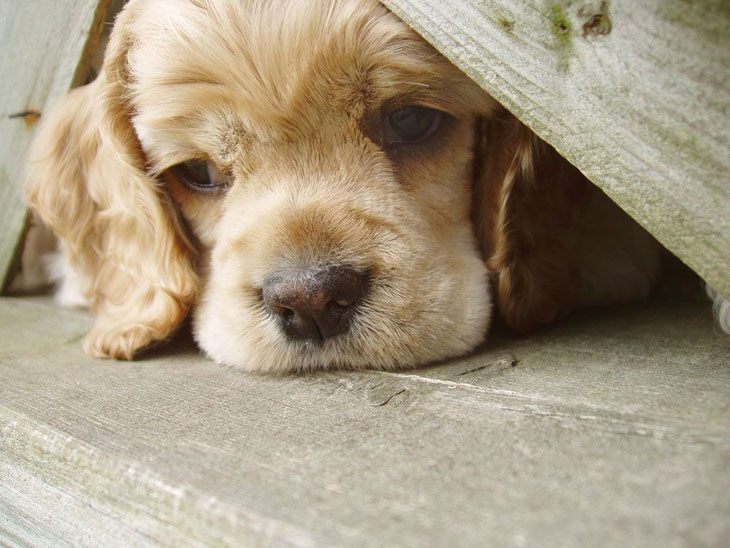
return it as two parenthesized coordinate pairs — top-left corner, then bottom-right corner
(383, 106), (443, 145)
(173, 160), (227, 192)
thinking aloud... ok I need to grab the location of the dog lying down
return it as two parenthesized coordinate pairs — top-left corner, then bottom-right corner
(20, 0), (727, 373)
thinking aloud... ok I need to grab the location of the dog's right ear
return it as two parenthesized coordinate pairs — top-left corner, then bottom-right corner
(25, 3), (198, 359)
(472, 109), (589, 332)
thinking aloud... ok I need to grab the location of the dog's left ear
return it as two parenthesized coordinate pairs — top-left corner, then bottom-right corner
(472, 109), (589, 332)
(25, 2), (198, 359)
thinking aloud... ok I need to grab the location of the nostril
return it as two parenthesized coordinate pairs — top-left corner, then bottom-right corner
(261, 266), (367, 342)
(324, 266), (367, 308)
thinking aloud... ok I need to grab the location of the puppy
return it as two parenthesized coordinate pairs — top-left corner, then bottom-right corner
(24, 0), (668, 373)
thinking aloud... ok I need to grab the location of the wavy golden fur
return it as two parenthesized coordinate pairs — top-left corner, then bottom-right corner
(24, 0), (663, 372)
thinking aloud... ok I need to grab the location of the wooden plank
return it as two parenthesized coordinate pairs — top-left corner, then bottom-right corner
(381, 0), (730, 298)
(0, 0), (111, 291)
(1, 294), (729, 545)
(0, 455), (152, 547)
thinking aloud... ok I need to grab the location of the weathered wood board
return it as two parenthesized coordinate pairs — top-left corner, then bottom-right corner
(1, 289), (729, 546)
(0, 0), (111, 290)
(382, 0), (730, 298)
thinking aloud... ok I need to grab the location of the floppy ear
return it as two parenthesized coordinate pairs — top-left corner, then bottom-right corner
(472, 109), (588, 332)
(25, 6), (198, 359)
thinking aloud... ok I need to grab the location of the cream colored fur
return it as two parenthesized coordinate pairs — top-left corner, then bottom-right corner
(25, 0), (692, 373)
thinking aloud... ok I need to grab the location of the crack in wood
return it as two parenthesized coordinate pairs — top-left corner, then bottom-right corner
(366, 387), (407, 407)
(8, 110), (41, 129)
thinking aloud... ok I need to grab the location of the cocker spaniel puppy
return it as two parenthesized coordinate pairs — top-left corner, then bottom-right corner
(24, 0), (671, 372)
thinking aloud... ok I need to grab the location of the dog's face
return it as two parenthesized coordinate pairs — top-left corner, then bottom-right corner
(27, 0), (511, 373)
(142, 0), (497, 371)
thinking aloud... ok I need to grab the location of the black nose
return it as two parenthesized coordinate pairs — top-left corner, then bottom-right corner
(262, 266), (367, 342)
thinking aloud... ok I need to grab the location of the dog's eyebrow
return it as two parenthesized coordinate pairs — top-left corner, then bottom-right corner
(365, 63), (490, 116)
(377, 86), (480, 117)
(146, 155), (191, 178)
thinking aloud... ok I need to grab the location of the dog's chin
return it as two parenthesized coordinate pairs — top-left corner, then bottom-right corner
(193, 257), (491, 374)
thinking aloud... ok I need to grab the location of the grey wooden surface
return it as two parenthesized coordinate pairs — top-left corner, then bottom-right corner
(0, 0), (110, 290)
(382, 0), (730, 298)
(2, 286), (729, 546)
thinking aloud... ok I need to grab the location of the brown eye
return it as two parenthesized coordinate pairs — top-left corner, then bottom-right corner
(173, 160), (227, 192)
(383, 106), (444, 145)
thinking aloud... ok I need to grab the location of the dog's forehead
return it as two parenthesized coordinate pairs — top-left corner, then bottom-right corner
(127, 0), (484, 136)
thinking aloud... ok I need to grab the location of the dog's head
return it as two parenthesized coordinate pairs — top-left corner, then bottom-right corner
(26, 0), (576, 372)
